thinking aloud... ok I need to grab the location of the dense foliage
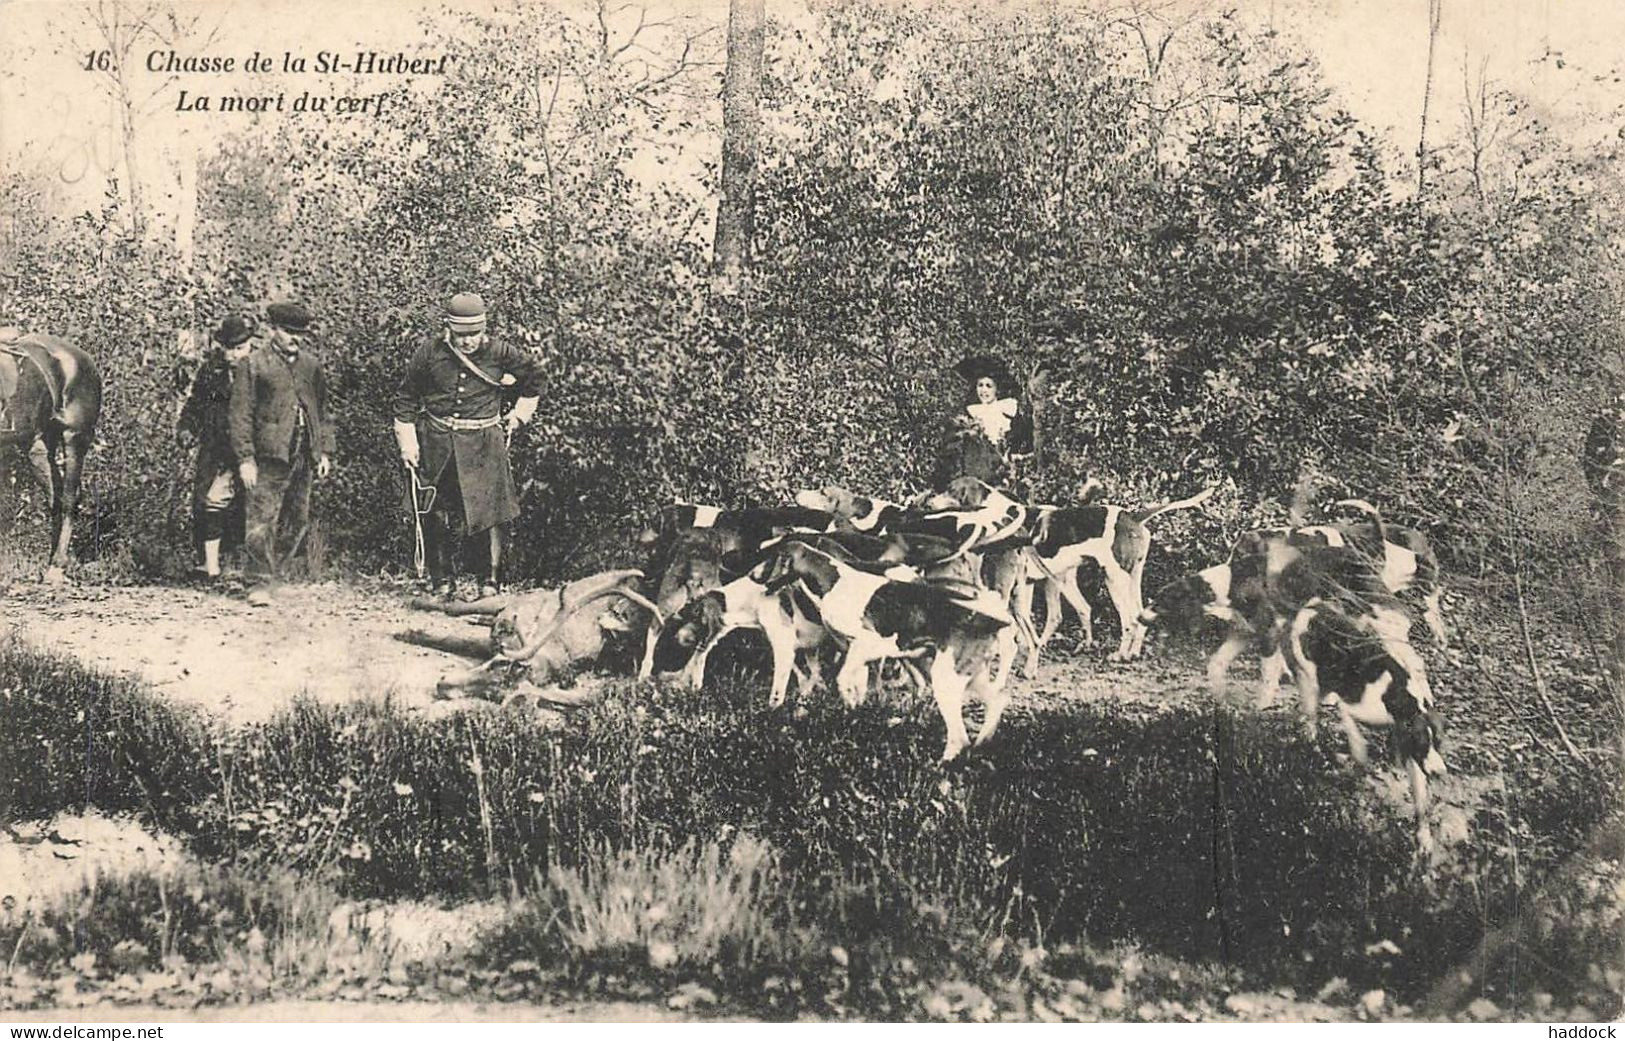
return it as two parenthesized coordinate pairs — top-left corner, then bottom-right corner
(1, 2), (1618, 590)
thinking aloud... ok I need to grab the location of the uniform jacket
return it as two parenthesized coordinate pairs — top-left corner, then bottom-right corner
(389, 333), (545, 425)
(390, 333), (545, 534)
(228, 344), (335, 466)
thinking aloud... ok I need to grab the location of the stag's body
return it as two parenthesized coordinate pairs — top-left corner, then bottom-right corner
(0, 334), (102, 570)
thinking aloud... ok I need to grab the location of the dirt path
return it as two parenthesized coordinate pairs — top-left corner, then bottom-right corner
(1, 580), (493, 725)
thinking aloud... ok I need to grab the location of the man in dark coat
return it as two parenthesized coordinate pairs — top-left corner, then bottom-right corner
(178, 313), (257, 579)
(228, 300), (335, 606)
(391, 292), (543, 597)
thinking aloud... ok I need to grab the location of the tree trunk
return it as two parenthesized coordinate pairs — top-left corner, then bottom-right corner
(1028, 367), (1050, 470)
(714, 0), (764, 295)
(1416, 0), (1443, 198)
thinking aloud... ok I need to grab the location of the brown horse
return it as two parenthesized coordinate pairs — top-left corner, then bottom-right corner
(0, 333), (102, 574)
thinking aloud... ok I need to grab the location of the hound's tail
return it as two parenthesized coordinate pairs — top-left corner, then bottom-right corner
(1134, 485), (1216, 525)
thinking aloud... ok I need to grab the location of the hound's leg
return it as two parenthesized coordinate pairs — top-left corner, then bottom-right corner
(835, 649), (870, 709)
(929, 650), (971, 761)
(685, 623), (738, 692)
(637, 617), (662, 680)
(1205, 630), (1251, 697)
(1101, 564), (1143, 661)
(1015, 578), (1043, 677)
(1423, 588), (1447, 647)
(1035, 578), (1063, 650)
(1051, 569), (1095, 649)
(974, 630), (1018, 745)
(1292, 660), (1323, 740)
(1256, 648), (1290, 709)
(1409, 758), (1435, 856)
(765, 621), (797, 707)
(1123, 556), (1151, 659)
(1335, 701), (1370, 765)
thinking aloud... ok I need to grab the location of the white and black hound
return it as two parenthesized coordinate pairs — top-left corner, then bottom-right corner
(1277, 596), (1448, 853)
(758, 538), (1020, 761)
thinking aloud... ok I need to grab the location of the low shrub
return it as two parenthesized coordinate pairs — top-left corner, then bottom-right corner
(0, 862), (382, 988)
(3, 640), (1617, 1009)
(0, 639), (216, 831)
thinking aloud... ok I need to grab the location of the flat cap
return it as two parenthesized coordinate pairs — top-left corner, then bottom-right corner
(265, 301), (314, 332)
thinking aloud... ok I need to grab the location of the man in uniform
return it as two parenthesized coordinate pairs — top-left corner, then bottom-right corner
(228, 300), (335, 606)
(392, 293), (542, 597)
(178, 312), (257, 580)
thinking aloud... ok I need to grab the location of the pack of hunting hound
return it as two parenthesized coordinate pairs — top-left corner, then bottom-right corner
(414, 472), (1453, 852)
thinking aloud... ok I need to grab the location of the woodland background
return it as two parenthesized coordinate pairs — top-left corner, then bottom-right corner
(0, 0), (1621, 605)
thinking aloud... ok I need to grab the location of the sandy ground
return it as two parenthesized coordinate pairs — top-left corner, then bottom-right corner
(0, 580), (496, 725)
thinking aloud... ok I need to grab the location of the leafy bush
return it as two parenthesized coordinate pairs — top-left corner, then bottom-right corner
(4, 4), (1618, 590)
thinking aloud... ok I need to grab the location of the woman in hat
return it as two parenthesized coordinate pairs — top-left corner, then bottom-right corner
(954, 354), (1024, 449)
(178, 313), (257, 580)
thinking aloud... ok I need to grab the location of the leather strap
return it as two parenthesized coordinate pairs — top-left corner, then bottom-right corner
(440, 332), (502, 387)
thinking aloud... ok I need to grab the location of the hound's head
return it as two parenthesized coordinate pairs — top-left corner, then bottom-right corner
(793, 485), (860, 518)
(652, 591), (726, 672)
(1076, 477), (1106, 505)
(943, 475), (993, 508)
(1142, 564), (1232, 634)
(1381, 636), (1447, 776)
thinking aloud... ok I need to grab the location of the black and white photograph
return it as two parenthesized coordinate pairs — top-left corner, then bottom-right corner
(0, 0), (1622, 1026)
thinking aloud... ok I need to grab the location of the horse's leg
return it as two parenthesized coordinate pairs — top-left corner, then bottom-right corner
(36, 431), (66, 567)
(53, 433), (88, 568)
(0, 446), (15, 536)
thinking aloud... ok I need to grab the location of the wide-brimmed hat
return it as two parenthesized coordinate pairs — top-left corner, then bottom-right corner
(212, 313), (260, 347)
(954, 353), (1015, 391)
(445, 293), (487, 334)
(265, 301), (314, 333)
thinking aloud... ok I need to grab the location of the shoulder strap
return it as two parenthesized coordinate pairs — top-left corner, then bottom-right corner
(440, 333), (503, 387)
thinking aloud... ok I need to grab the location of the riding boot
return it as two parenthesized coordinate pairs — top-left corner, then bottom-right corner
(424, 513), (454, 598)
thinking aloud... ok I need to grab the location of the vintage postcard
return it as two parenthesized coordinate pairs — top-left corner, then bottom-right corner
(0, 0), (1621, 1026)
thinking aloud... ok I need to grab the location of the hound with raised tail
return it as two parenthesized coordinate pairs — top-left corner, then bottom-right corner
(1016, 485), (1216, 667)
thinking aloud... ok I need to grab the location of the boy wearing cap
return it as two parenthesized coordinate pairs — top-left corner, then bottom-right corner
(228, 300), (335, 605)
(391, 292), (543, 597)
(178, 313), (257, 579)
